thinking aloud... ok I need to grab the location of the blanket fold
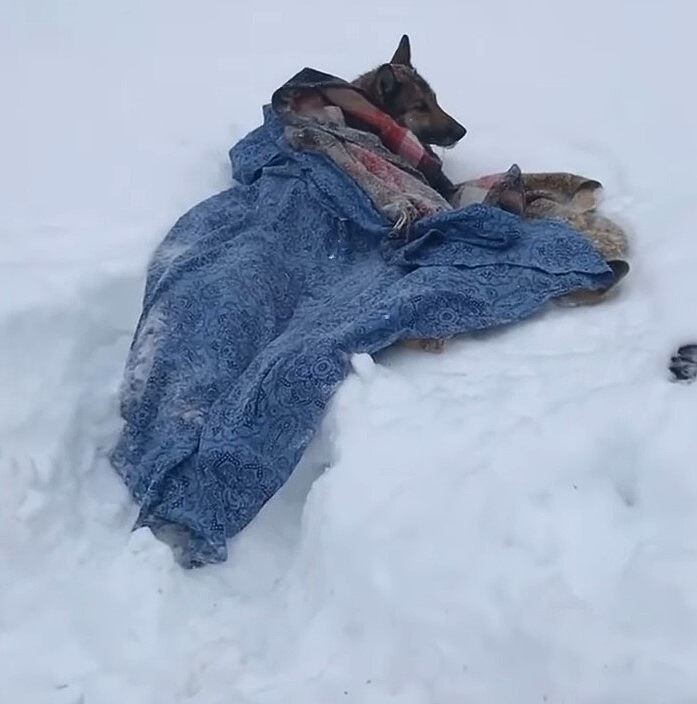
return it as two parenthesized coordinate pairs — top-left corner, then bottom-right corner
(111, 68), (613, 566)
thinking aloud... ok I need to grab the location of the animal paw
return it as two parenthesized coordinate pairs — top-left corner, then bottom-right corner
(669, 344), (697, 382)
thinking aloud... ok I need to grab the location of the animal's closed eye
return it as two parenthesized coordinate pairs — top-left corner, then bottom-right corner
(415, 101), (429, 112)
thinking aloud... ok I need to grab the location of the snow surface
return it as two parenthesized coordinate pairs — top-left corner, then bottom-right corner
(2, 1), (697, 702)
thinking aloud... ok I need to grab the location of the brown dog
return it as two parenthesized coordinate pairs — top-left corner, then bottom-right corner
(352, 35), (466, 157)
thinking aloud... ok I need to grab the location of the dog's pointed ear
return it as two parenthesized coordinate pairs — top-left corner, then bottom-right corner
(376, 64), (399, 99)
(390, 34), (412, 66)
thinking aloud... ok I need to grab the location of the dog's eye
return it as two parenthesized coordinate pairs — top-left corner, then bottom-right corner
(415, 102), (429, 112)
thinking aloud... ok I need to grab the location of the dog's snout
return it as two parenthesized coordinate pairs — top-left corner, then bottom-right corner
(435, 120), (467, 148)
(452, 122), (467, 141)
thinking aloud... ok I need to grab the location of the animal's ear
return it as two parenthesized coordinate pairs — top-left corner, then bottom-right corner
(390, 34), (412, 67)
(376, 64), (399, 98)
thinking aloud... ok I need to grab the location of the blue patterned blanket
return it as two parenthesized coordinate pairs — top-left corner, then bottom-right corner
(110, 71), (613, 567)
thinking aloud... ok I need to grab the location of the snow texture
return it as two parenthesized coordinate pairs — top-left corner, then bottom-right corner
(1, 1), (696, 702)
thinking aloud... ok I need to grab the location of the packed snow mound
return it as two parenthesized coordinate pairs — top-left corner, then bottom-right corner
(2, 0), (697, 702)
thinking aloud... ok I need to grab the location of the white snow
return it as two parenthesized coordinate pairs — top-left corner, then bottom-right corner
(2, 0), (697, 702)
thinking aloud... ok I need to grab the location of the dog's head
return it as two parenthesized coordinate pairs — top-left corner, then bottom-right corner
(372, 35), (466, 148)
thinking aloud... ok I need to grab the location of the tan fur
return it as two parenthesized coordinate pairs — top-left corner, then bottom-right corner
(526, 198), (629, 261)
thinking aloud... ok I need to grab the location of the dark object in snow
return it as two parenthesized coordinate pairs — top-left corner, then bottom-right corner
(669, 344), (697, 382)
